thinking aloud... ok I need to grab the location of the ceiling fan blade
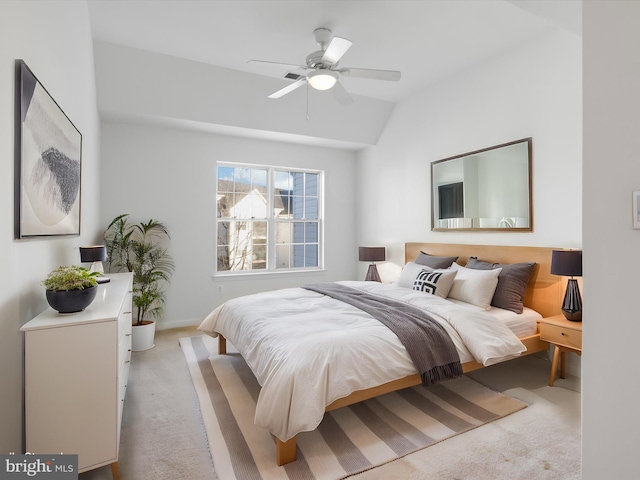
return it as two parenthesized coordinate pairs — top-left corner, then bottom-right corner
(268, 78), (307, 99)
(248, 59), (311, 71)
(338, 67), (401, 81)
(331, 80), (354, 106)
(322, 36), (353, 65)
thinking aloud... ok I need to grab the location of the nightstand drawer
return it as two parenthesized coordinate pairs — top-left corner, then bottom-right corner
(540, 323), (582, 350)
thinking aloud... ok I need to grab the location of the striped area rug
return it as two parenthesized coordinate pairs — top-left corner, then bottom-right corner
(180, 335), (527, 480)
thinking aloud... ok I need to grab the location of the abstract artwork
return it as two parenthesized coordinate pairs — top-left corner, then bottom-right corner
(15, 60), (82, 238)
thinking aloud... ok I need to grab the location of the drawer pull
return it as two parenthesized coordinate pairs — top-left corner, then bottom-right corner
(125, 333), (131, 337)
(561, 332), (566, 336)
(125, 360), (131, 364)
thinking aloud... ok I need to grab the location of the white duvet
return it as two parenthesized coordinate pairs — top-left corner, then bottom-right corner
(197, 281), (526, 441)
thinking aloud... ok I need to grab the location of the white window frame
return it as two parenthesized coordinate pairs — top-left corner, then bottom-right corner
(215, 162), (324, 276)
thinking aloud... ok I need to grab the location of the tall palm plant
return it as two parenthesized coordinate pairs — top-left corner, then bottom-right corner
(104, 214), (175, 326)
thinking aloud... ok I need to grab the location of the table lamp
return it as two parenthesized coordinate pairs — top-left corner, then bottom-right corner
(80, 245), (110, 284)
(550, 249), (582, 321)
(359, 247), (385, 282)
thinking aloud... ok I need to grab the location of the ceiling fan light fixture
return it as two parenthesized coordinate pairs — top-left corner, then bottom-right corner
(308, 70), (338, 90)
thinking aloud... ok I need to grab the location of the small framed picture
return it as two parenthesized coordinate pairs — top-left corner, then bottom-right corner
(633, 191), (640, 229)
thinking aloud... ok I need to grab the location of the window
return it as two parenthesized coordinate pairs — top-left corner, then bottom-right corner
(216, 164), (322, 274)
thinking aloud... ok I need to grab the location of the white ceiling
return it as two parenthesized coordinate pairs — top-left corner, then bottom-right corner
(87, 0), (581, 104)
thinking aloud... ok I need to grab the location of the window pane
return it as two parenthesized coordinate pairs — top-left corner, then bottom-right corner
(217, 221), (230, 245)
(274, 193), (290, 218)
(249, 191), (267, 219)
(276, 222), (291, 244)
(232, 193), (249, 218)
(217, 166), (234, 192)
(292, 196), (304, 219)
(217, 246), (231, 271)
(253, 222), (267, 244)
(275, 170), (290, 191)
(305, 222), (318, 243)
(292, 244), (304, 267)
(217, 194), (231, 218)
(305, 197), (318, 219)
(252, 169), (268, 196)
(234, 167), (251, 184)
(305, 244), (318, 267)
(252, 245), (267, 269)
(276, 244), (290, 269)
(292, 172), (304, 195)
(224, 221), (252, 271)
(293, 222), (305, 243)
(306, 173), (318, 196)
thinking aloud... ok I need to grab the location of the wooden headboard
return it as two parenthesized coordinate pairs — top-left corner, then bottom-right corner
(405, 243), (563, 318)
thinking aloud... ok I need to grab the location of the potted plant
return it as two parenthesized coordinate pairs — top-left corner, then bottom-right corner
(42, 265), (100, 314)
(104, 214), (174, 350)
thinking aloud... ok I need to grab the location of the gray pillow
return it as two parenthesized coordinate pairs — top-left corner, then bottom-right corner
(466, 257), (536, 314)
(414, 251), (458, 269)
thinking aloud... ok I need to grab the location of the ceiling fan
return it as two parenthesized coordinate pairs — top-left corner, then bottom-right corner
(248, 28), (401, 106)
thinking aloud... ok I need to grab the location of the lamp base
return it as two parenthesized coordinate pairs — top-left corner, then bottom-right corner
(365, 264), (381, 282)
(561, 278), (582, 322)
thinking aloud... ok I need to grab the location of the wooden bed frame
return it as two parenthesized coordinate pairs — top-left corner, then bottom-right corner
(218, 242), (564, 466)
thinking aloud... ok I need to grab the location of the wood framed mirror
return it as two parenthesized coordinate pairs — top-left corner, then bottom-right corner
(431, 138), (532, 231)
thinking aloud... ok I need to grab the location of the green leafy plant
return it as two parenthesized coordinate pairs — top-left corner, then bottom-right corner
(104, 214), (174, 325)
(42, 265), (99, 292)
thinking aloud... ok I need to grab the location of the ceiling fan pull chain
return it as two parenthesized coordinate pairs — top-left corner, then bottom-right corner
(306, 82), (310, 121)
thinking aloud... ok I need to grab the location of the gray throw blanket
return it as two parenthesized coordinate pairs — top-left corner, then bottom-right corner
(302, 283), (463, 386)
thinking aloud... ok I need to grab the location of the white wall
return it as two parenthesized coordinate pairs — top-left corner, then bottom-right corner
(583, 1), (640, 477)
(356, 29), (582, 278)
(100, 121), (357, 328)
(355, 29), (582, 377)
(0, 1), (100, 452)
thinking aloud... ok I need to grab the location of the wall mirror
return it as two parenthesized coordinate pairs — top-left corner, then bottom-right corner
(431, 138), (532, 231)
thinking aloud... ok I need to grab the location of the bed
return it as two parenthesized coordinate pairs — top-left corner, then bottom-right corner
(198, 243), (563, 466)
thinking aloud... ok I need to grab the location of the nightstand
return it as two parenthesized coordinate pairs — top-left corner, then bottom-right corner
(538, 314), (582, 386)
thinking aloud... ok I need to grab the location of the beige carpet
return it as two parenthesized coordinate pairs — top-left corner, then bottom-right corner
(181, 335), (531, 480)
(79, 327), (581, 480)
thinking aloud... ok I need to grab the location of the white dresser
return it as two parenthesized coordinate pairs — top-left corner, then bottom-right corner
(21, 273), (133, 479)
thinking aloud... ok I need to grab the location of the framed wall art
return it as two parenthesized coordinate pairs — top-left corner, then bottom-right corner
(15, 60), (82, 238)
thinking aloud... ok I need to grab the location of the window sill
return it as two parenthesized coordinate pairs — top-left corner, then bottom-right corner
(212, 268), (326, 281)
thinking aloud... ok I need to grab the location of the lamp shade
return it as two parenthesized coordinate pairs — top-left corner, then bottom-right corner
(550, 250), (582, 277)
(359, 247), (386, 263)
(79, 245), (107, 263)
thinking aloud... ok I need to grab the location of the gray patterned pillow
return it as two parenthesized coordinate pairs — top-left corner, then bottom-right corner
(412, 268), (457, 298)
(397, 262), (457, 298)
(414, 251), (458, 269)
(466, 257), (536, 313)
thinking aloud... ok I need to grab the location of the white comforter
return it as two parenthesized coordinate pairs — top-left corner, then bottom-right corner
(197, 281), (526, 441)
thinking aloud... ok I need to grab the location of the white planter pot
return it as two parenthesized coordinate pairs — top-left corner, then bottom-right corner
(131, 320), (156, 351)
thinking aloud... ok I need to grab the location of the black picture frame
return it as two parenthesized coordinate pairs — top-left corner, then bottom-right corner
(15, 60), (82, 239)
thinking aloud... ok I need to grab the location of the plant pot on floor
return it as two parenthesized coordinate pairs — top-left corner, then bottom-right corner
(131, 320), (156, 351)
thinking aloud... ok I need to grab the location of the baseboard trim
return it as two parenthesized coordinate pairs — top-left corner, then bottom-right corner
(157, 318), (201, 331)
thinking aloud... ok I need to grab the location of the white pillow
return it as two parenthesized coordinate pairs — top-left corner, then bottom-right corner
(448, 262), (502, 310)
(396, 262), (457, 298)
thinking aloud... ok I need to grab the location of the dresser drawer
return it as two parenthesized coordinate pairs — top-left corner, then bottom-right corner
(540, 323), (582, 350)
